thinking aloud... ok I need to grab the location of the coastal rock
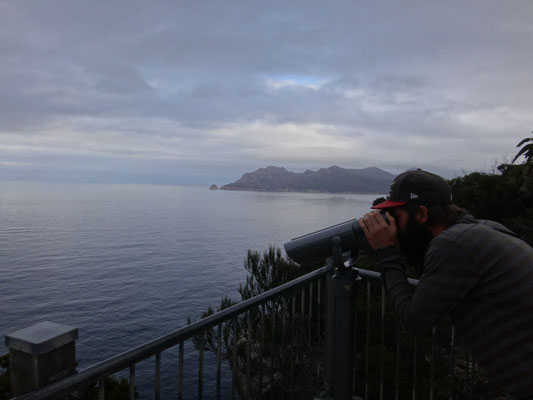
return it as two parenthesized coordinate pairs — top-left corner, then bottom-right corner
(209, 184), (219, 190)
(221, 165), (393, 194)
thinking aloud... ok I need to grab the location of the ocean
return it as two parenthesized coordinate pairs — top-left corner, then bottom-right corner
(0, 181), (379, 398)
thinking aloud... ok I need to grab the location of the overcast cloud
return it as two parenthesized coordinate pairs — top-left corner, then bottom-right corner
(1, 0), (532, 184)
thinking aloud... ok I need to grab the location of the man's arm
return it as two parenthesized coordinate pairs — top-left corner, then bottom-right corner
(378, 239), (479, 335)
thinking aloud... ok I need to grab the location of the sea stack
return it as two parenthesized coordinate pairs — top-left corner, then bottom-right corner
(209, 184), (219, 190)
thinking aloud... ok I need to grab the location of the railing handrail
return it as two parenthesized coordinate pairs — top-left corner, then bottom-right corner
(12, 265), (332, 400)
(358, 268), (419, 286)
(11, 266), (419, 400)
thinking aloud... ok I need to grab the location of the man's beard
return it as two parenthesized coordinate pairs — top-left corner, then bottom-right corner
(398, 216), (434, 276)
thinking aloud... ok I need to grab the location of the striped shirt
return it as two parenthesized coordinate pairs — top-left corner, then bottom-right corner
(378, 215), (533, 399)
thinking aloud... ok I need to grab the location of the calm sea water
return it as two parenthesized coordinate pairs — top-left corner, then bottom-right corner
(0, 181), (379, 398)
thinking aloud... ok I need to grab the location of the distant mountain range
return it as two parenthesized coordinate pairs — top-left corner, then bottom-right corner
(220, 166), (393, 194)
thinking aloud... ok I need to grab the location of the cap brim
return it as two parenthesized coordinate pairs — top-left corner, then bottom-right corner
(371, 200), (407, 209)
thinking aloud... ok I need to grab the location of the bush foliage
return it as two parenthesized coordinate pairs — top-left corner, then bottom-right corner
(449, 135), (533, 245)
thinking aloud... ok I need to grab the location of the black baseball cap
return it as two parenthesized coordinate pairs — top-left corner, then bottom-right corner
(372, 169), (452, 209)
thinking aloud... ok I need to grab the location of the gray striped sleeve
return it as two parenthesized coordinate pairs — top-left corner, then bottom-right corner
(379, 238), (479, 335)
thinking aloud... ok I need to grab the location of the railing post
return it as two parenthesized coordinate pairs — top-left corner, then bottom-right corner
(331, 237), (361, 400)
(333, 267), (360, 400)
(4, 321), (78, 396)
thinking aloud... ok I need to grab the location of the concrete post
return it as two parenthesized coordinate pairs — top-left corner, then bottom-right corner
(5, 321), (78, 396)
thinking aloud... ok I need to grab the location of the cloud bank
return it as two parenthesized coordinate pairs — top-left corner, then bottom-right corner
(1, 0), (532, 183)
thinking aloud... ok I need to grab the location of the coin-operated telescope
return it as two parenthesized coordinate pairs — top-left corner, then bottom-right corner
(284, 213), (388, 266)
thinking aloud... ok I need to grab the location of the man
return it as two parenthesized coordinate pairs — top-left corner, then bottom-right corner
(359, 169), (533, 399)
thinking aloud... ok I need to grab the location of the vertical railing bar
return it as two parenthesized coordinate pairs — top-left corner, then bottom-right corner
(198, 333), (204, 400)
(216, 324), (222, 400)
(98, 378), (105, 400)
(290, 292), (295, 399)
(300, 284), (305, 333)
(308, 281), (313, 382)
(466, 349), (472, 400)
(412, 338), (417, 400)
(246, 311), (252, 399)
(155, 352), (161, 400)
(380, 285), (385, 400)
(271, 299), (276, 400)
(129, 364), (135, 400)
(178, 341), (184, 400)
(325, 271), (335, 390)
(353, 287), (358, 395)
(232, 315), (237, 400)
(260, 304), (265, 397)
(281, 296), (287, 400)
(475, 360), (484, 400)
(430, 326), (436, 400)
(450, 325), (456, 400)
(317, 278), (321, 385)
(395, 321), (400, 400)
(365, 280), (371, 400)
(300, 285), (305, 387)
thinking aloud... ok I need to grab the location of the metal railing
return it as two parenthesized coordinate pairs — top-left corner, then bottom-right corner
(10, 265), (499, 400)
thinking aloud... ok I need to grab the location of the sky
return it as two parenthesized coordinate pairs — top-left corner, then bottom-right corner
(1, 0), (532, 185)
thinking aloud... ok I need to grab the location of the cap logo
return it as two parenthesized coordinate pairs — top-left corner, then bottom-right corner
(410, 193), (419, 199)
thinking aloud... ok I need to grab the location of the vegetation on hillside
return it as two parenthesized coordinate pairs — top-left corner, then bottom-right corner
(450, 133), (533, 245)
(188, 247), (322, 399)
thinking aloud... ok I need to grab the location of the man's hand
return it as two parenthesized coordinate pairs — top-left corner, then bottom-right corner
(359, 211), (398, 250)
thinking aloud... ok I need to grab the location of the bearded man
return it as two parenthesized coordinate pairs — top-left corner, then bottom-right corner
(359, 169), (533, 400)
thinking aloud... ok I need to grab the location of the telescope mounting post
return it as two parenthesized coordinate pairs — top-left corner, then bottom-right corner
(330, 236), (361, 400)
